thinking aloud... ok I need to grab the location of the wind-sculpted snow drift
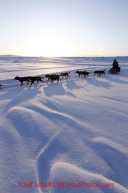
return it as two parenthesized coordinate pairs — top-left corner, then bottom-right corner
(0, 56), (128, 193)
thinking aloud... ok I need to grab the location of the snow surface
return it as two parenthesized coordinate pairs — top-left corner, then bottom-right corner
(0, 56), (128, 193)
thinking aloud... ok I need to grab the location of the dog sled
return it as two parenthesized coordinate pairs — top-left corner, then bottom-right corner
(108, 66), (121, 74)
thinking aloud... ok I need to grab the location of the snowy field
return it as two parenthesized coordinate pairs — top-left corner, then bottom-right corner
(0, 56), (128, 193)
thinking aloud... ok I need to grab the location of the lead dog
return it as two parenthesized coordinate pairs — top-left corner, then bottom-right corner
(0, 84), (2, 90)
(14, 76), (30, 86)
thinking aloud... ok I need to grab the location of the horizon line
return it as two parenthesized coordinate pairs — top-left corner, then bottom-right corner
(0, 54), (128, 58)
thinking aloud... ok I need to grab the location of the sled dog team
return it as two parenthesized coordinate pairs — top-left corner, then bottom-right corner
(0, 59), (121, 89)
(13, 69), (107, 87)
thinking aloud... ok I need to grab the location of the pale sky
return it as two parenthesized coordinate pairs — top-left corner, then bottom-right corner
(0, 0), (128, 57)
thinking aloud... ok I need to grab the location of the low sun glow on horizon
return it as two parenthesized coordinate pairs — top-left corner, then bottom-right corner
(24, 30), (74, 57)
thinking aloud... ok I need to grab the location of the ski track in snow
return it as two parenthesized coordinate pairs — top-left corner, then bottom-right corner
(0, 57), (128, 193)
